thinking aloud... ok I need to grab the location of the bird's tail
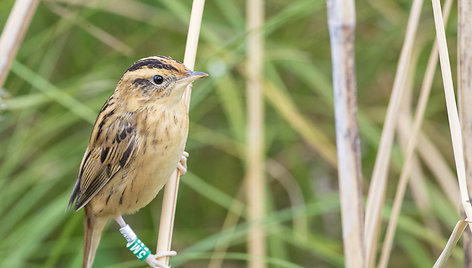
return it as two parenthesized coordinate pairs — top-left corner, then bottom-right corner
(83, 206), (108, 268)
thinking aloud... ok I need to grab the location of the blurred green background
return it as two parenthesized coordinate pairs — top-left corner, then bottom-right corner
(0, 0), (464, 267)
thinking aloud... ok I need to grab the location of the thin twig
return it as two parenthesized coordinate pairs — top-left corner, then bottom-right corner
(395, 50), (442, 253)
(377, 0), (454, 266)
(0, 0), (40, 88)
(246, 0), (266, 266)
(364, 0), (423, 266)
(327, 0), (365, 267)
(156, 0), (206, 265)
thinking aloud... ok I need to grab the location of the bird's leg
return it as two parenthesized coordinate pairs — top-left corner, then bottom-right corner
(177, 151), (189, 175)
(114, 216), (177, 268)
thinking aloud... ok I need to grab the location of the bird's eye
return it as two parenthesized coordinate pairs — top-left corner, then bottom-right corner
(153, 75), (164, 85)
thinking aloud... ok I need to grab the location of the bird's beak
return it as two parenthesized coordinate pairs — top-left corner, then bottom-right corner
(177, 70), (209, 85)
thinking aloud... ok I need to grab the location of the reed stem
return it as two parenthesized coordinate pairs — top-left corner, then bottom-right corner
(458, 0), (472, 265)
(156, 0), (206, 265)
(377, 0), (454, 266)
(0, 0), (40, 88)
(327, 0), (365, 267)
(246, 0), (266, 266)
(364, 0), (423, 266)
(431, 0), (472, 235)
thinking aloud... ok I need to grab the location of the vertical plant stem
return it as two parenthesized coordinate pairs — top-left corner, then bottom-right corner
(327, 0), (365, 267)
(457, 0), (472, 265)
(396, 49), (442, 244)
(378, 1), (454, 267)
(431, 0), (472, 231)
(0, 0), (39, 88)
(156, 0), (206, 265)
(364, 0), (423, 266)
(246, 0), (266, 267)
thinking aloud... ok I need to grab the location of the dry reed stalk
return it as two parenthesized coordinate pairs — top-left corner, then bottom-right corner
(431, 0), (472, 232)
(397, 100), (430, 223)
(0, 0), (40, 88)
(246, 0), (266, 266)
(396, 117), (443, 256)
(395, 41), (424, 206)
(433, 219), (468, 268)
(155, 0), (206, 265)
(377, 0), (454, 266)
(457, 0), (472, 264)
(327, 0), (364, 267)
(395, 55), (442, 243)
(364, 0), (423, 266)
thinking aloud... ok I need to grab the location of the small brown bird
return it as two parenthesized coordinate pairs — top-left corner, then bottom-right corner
(68, 56), (207, 268)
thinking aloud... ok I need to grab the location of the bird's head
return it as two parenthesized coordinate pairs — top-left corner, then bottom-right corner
(117, 56), (207, 105)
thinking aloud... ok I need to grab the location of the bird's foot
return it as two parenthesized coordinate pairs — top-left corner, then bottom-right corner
(177, 151), (189, 175)
(145, 251), (177, 268)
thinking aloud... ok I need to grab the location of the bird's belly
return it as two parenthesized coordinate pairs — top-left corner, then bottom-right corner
(130, 141), (185, 209)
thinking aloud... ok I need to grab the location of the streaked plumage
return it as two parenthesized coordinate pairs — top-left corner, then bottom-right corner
(69, 56), (207, 268)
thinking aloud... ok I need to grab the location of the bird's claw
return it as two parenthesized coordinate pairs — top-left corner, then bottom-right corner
(177, 151), (189, 175)
(145, 251), (177, 268)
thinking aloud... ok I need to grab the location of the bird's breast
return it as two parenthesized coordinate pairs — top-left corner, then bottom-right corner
(123, 106), (189, 213)
(137, 107), (189, 156)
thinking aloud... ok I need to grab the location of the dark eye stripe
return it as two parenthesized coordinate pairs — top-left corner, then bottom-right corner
(133, 78), (167, 93)
(132, 78), (151, 88)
